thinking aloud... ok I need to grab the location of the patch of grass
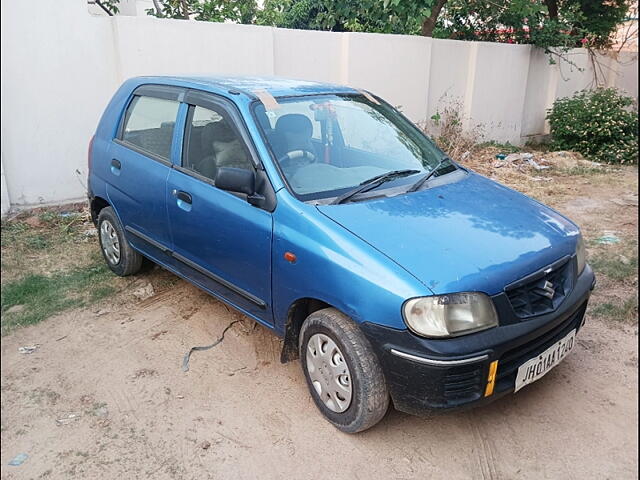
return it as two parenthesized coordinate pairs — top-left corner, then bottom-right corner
(89, 284), (117, 301)
(590, 254), (638, 281)
(0, 262), (115, 335)
(24, 233), (49, 250)
(0, 220), (28, 247)
(2, 210), (88, 246)
(2, 206), (116, 334)
(591, 296), (638, 324)
(479, 141), (521, 154)
(1, 207), (97, 286)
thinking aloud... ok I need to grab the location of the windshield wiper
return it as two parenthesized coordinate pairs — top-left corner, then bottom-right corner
(331, 169), (420, 205)
(406, 156), (453, 193)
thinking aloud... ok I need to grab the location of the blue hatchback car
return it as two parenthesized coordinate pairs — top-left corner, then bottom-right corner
(89, 76), (595, 432)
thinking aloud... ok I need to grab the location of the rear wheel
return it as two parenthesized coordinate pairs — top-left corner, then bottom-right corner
(299, 308), (389, 433)
(97, 207), (142, 276)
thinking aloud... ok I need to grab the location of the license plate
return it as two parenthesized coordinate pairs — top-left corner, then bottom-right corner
(514, 329), (576, 392)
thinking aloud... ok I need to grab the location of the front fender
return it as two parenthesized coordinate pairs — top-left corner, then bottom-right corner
(271, 191), (430, 334)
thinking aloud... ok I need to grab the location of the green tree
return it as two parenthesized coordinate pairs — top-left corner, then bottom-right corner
(141, 0), (445, 36)
(435, 0), (631, 50)
(260, 0), (631, 48)
(93, 0), (120, 15)
(262, 0), (445, 35)
(146, 0), (257, 23)
(101, 0), (632, 50)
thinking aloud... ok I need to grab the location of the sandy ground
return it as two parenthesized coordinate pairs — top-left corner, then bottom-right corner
(1, 165), (638, 479)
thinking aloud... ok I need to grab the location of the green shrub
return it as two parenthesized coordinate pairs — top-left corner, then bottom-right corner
(546, 88), (638, 164)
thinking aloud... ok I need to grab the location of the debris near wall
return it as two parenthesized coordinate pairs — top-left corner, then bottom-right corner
(464, 147), (608, 178)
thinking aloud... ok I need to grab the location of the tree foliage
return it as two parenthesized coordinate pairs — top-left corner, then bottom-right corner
(104, 0), (632, 51)
(251, 0), (451, 35)
(94, 0), (120, 15)
(143, 0), (440, 35)
(257, 0), (631, 50)
(146, 0), (257, 23)
(436, 0), (631, 50)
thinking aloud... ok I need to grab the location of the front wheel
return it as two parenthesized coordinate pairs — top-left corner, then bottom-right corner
(299, 308), (389, 433)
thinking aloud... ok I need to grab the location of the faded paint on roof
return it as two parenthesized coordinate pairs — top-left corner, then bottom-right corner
(133, 75), (359, 98)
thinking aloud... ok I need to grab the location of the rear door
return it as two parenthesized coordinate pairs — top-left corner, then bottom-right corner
(166, 91), (274, 324)
(107, 85), (183, 256)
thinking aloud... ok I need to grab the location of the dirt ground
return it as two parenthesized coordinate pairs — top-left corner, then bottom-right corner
(1, 152), (638, 479)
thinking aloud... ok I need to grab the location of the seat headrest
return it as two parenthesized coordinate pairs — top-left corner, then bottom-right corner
(201, 120), (237, 150)
(275, 114), (313, 139)
(201, 122), (216, 150)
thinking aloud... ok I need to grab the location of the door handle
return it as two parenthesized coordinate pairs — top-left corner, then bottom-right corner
(172, 190), (192, 204)
(172, 189), (193, 211)
(110, 158), (121, 176)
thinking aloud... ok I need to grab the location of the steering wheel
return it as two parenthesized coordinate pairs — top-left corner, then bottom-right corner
(277, 149), (317, 171)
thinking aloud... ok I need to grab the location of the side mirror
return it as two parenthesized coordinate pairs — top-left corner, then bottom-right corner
(215, 167), (266, 207)
(215, 167), (255, 196)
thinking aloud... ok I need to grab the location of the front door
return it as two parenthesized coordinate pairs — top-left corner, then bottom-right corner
(166, 93), (273, 324)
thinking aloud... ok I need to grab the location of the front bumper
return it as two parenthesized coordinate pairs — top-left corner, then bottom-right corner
(361, 264), (595, 416)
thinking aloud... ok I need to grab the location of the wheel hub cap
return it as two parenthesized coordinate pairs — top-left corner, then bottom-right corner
(100, 220), (121, 265)
(306, 333), (352, 413)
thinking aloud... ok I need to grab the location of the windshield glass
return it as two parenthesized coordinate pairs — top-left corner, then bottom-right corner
(253, 94), (453, 201)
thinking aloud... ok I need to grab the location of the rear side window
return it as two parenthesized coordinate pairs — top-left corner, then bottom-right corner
(121, 96), (180, 160)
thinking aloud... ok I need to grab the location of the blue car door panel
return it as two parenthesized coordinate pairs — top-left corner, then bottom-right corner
(166, 170), (273, 319)
(106, 142), (173, 250)
(166, 93), (274, 324)
(106, 85), (184, 255)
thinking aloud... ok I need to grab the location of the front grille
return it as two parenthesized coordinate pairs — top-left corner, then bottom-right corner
(505, 257), (574, 317)
(496, 301), (587, 385)
(443, 366), (483, 402)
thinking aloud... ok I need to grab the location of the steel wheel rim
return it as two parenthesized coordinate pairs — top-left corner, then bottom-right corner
(306, 333), (352, 413)
(100, 220), (121, 265)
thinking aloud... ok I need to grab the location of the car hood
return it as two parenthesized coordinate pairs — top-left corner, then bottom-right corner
(317, 172), (580, 295)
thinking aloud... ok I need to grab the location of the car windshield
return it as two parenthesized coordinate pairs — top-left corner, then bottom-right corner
(253, 94), (454, 201)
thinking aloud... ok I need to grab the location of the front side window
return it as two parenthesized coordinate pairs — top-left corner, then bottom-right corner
(253, 94), (450, 201)
(121, 95), (180, 160)
(183, 105), (253, 182)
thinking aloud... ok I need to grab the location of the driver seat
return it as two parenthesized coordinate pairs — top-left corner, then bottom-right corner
(274, 114), (315, 159)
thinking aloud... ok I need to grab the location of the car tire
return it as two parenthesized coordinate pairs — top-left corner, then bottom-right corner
(97, 207), (142, 277)
(299, 308), (389, 433)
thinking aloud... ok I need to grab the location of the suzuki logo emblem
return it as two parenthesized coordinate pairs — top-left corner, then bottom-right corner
(541, 280), (556, 299)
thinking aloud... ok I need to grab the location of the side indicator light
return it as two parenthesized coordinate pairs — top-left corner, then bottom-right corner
(484, 360), (499, 397)
(284, 252), (297, 263)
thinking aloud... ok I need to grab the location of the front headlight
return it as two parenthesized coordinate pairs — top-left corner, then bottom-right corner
(576, 234), (586, 275)
(403, 292), (498, 338)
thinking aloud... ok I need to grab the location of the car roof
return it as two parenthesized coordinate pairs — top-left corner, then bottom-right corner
(134, 75), (361, 99)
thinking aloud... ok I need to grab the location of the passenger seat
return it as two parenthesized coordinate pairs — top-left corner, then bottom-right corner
(194, 122), (218, 179)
